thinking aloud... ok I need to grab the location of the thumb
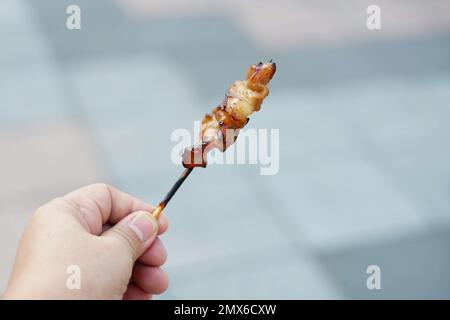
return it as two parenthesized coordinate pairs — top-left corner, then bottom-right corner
(103, 210), (158, 260)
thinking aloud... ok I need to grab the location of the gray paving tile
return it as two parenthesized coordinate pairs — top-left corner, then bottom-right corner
(0, 63), (70, 126)
(68, 55), (202, 188)
(320, 226), (450, 299)
(28, 0), (450, 101)
(322, 78), (450, 221)
(68, 55), (199, 128)
(270, 34), (450, 92)
(0, 1), (74, 129)
(0, 0), (51, 67)
(165, 245), (344, 299)
(147, 164), (292, 267)
(251, 90), (427, 250)
(29, 0), (124, 33)
(29, 1), (263, 101)
(229, 0), (450, 51)
(324, 78), (450, 141)
(29, 0), (146, 63)
(93, 122), (185, 196)
(0, 122), (104, 198)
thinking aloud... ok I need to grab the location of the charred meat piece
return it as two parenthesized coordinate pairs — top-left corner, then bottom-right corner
(182, 61), (276, 169)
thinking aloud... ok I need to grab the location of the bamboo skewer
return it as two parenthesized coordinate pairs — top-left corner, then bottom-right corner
(152, 168), (194, 220)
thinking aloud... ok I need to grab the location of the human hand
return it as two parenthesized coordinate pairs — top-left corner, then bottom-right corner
(3, 183), (169, 300)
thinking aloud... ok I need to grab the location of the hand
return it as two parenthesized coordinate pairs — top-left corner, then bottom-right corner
(3, 183), (169, 300)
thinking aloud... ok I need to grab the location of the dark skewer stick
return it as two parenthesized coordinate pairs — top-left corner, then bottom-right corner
(152, 168), (194, 219)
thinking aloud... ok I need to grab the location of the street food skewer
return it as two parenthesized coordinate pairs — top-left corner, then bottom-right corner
(152, 61), (276, 220)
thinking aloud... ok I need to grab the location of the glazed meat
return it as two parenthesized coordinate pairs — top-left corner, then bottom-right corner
(182, 61), (276, 168)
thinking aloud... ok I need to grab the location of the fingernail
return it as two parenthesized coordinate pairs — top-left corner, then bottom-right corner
(128, 212), (157, 241)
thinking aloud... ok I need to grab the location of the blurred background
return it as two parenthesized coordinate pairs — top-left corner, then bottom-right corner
(1, 0), (450, 299)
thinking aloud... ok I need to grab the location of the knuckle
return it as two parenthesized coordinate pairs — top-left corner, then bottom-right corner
(108, 228), (139, 260)
(155, 239), (168, 265)
(158, 271), (169, 293)
(33, 197), (69, 219)
(91, 182), (111, 193)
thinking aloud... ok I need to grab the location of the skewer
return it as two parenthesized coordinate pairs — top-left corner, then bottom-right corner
(152, 61), (275, 220)
(152, 168), (194, 220)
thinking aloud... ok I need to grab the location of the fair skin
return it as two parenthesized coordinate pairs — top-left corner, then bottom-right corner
(3, 183), (169, 300)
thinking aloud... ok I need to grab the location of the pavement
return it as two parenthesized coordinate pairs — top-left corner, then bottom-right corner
(1, 0), (450, 299)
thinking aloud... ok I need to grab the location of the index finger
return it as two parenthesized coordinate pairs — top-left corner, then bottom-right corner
(64, 183), (156, 235)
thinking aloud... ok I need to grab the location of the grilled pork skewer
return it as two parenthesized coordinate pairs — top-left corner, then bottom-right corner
(182, 61), (276, 169)
(153, 61), (276, 220)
